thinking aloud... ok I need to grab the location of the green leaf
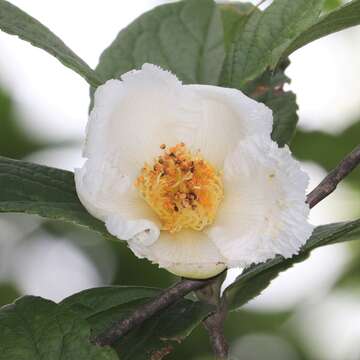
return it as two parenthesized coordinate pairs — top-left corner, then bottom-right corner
(220, 5), (299, 146)
(0, 156), (111, 239)
(243, 61), (298, 146)
(0, 283), (20, 307)
(0, 0), (102, 87)
(60, 286), (214, 360)
(220, 3), (259, 86)
(265, 88), (298, 147)
(0, 86), (44, 158)
(284, 0), (360, 57)
(0, 296), (117, 360)
(220, 3), (257, 52)
(323, 0), (343, 12)
(223, 0), (323, 88)
(95, 0), (225, 86)
(225, 219), (360, 311)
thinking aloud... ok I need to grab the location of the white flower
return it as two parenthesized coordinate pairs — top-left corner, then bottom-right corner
(75, 64), (313, 279)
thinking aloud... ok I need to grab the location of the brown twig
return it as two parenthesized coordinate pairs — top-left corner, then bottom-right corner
(306, 144), (360, 209)
(203, 300), (229, 360)
(255, 0), (268, 8)
(93, 277), (216, 346)
(195, 273), (229, 359)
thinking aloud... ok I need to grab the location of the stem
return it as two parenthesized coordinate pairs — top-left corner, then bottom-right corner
(203, 300), (229, 359)
(196, 273), (229, 359)
(256, 0), (267, 8)
(93, 277), (215, 346)
(306, 145), (360, 209)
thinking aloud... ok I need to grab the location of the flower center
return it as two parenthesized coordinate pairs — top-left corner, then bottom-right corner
(135, 143), (224, 233)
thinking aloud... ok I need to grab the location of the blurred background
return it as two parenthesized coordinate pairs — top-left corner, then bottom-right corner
(0, 0), (359, 359)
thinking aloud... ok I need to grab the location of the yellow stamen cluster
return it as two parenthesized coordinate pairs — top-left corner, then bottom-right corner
(135, 143), (224, 233)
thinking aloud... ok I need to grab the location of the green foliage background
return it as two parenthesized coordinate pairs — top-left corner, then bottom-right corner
(0, 0), (360, 359)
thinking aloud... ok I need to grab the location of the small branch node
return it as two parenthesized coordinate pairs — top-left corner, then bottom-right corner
(203, 299), (229, 360)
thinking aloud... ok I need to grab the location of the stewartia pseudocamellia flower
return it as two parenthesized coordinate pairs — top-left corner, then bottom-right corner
(75, 64), (313, 279)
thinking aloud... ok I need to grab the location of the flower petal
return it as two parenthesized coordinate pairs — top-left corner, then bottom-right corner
(76, 64), (200, 230)
(106, 215), (159, 247)
(184, 84), (273, 168)
(207, 136), (313, 267)
(127, 230), (226, 279)
(84, 63), (201, 179)
(75, 64), (285, 279)
(76, 164), (160, 244)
